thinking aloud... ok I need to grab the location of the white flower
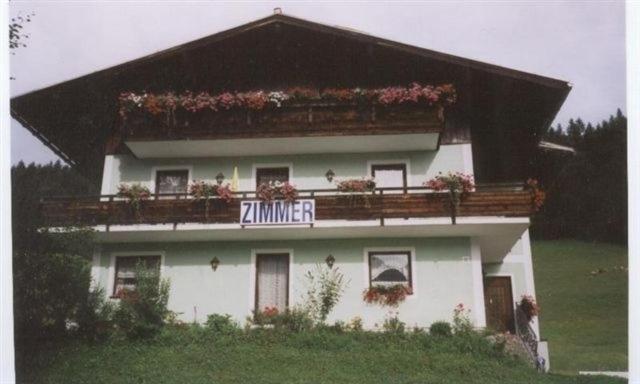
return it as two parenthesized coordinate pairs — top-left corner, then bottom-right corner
(267, 91), (290, 108)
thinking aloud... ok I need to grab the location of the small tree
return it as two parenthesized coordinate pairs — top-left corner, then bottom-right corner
(302, 263), (347, 325)
(113, 262), (170, 339)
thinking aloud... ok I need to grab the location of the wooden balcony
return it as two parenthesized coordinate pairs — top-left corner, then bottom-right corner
(41, 184), (535, 228)
(119, 103), (444, 158)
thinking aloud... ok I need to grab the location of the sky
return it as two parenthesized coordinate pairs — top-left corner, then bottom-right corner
(8, 1), (626, 165)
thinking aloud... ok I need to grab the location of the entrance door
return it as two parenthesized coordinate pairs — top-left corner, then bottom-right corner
(255, 253), (289, 312)
(484, 276), (515, 333)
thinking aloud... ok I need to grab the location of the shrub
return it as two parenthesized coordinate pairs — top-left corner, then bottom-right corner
(250, 306), (280, 326)
(302, 263), (347, 325)
(205, 314), (239, 335)
(382, 315), (406, 335)
(347, 316), (363, 332)
(273, 307), (314, 333)
(429, 321), (452, 337)
(112, 262), (170, 340)
(75, 286), (115, 341)
(13, 236), (93, 341)
(452, 303), (473, 334)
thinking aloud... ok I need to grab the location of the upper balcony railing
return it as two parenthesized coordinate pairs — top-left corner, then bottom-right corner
(120, 102), (444, 141)
(115, 85), (454, 157)
(41, 183), (536, 229)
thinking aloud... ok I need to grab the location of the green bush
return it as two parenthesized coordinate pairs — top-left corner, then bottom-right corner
(302, 263), (347, 325)
(13, 238), (93, 341)
(75, 286), (115, 341)
(429, 321), (452, 337)
(205, 314), (239, 335)
(112, 262), (170, 340)
(382, 316), (406, 335)
(272, 307), (314, 332)
(347, 316), (363, 332)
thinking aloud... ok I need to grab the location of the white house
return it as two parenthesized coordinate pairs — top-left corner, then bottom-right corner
(11, 11), (570, 369)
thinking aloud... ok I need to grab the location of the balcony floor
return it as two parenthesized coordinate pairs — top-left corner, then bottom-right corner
(82, 216), (529, 263)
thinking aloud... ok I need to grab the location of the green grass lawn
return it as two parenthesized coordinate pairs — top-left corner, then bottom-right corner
(532, 240), (628, 375)
(17, 329), (625, 384)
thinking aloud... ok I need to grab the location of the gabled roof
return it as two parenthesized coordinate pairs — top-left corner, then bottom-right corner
(11, 12), (571, 182)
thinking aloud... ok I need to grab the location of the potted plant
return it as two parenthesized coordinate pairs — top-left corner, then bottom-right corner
(518, 295), (540, 322)
(117, 183), (151, 221)
(362, 284), (412, 308)
(525, 178), (546, 211)
(336, 177), (377, 208)
(189, 180), (234, 221)
(255, 181), (298, 203)
(423, 172), (474, 224)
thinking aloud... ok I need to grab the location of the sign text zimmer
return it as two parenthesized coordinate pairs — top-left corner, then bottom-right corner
(240, 199), (315, 225)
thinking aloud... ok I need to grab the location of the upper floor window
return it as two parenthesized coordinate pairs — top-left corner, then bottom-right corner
(113, 255), (161, 297)
(256, 167), (289, 188)
(368, 251), (412, 289)
(371, 163), (407, 189)
(155, 170), (189, 195)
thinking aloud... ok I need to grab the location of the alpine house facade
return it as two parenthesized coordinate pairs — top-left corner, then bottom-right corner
(11, 12), (570, 368)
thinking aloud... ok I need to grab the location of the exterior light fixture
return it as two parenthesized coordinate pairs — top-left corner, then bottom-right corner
(325, 254), (335, 268)
(215, 172), (225, 185)
(210, 256), (220, 271)
(325, 169), (335, 183)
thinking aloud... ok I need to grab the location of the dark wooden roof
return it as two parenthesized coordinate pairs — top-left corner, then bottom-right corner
(11, 13), (571, 182)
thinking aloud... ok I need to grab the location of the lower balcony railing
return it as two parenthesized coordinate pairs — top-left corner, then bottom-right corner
(40, 184), (536, 228)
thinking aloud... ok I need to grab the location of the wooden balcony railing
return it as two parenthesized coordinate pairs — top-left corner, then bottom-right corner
(120, 103), (444, 142)
(41, 184), (535, 228)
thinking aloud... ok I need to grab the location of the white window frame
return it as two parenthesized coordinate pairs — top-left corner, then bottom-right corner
(150, 165), (193, 195)
(249, 248), (294, 314)
(366, 159), (411, 189)
(251, 163), (294, 189)
(107, 251), (166, 299)
(363, 247), (417, 299)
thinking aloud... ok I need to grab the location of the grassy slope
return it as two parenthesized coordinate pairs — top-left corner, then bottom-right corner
(19, 330), (625, 384)
(532, 240), (628, 374)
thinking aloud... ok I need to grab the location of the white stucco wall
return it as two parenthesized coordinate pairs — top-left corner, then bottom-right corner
(100, 144), (471, 194)
(94, 237), (484, 329)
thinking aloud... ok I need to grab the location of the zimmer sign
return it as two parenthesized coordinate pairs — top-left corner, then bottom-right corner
(240, 199), (315, 225)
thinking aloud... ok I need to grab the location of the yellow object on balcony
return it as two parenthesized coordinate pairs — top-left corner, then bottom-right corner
(231, 166), (239, 192)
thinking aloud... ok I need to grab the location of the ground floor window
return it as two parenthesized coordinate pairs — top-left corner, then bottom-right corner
(255, 253), (289, 312)
(368, 251), (412, 289)
(113, 255), (161, 297)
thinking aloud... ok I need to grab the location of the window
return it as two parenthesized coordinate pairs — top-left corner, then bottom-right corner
(255, 167), (289, 188)
(368, 251), (412, 288)
(255, 253), (289, 312)
(371, 164), (407, 189)
(113, 255), (161, 297)
(155, 170), (189, 195)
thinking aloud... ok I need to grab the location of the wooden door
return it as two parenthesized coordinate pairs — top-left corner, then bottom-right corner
(255, 253), (289, 312)
(484, 276), (515, 333)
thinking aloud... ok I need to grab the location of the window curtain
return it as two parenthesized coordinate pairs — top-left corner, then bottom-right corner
(157, 171), (188, 194)
(257, 254), (288, 311)
(114, 256), (160, 295)
(370, 253), (410, 286)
